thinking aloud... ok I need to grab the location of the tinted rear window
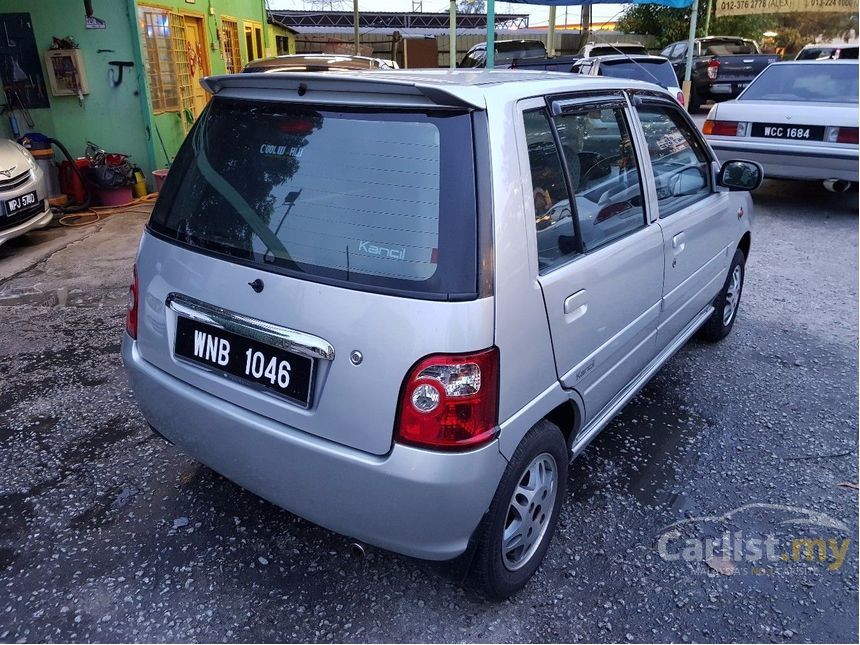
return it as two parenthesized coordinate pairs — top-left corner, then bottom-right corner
(702, 39), (757, 55)
(740, 63), (858, 103)
(496, 41), (546, 61)
(598, 60), (678, 88)
(149, 98), (478, 299)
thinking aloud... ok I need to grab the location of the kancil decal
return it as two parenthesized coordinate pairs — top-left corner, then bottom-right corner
(656, 503), (853, 574)
(358, 240), (407, 260)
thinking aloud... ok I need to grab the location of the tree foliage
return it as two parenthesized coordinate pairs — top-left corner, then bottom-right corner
(457, 0), (485, 14)
(617, 3), (856, 53)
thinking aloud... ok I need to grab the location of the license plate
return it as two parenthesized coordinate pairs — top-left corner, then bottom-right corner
(751, 123), (824, 141)
(174, 316), (314, 407)
(5, 190), (37, 215)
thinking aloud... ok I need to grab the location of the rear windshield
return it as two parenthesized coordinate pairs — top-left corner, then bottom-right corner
(149, 98), (478, 299)
(740, 63), (859, 103)
(598, 59), (678, 88)
(589, 45), (648, 56)
(497, 41), (546, 61)
(797, 46), (858, 60)
(702, 39), (757, 56)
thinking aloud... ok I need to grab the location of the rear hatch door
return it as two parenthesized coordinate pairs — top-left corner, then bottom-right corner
(135, 93), (490, 456)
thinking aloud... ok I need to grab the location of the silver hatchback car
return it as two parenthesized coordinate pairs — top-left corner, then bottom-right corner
(123, 70), (761, 598)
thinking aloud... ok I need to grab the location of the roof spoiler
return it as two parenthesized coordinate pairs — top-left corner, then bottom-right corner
(200, 73), (486, 110)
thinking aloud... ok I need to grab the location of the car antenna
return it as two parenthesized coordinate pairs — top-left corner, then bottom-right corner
(585, 10), (666, 89)
(605, 43), (665, 89)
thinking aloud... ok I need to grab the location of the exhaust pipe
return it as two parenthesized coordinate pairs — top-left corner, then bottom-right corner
(350, 542), (367, 558)
(823, 179), (852, 193)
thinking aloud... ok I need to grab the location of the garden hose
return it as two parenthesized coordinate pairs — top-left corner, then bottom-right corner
(57, 193), (159, 227)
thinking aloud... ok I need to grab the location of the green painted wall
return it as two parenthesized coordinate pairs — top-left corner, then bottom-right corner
(0, 0), (294, 188)
(0, 1), (153, 181)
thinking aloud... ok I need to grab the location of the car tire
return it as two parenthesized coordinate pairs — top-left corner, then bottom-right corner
(474, 420), (568, 600)
(698, 248), (746, 342)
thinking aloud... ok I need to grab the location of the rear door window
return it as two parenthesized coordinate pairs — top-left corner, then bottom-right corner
(150, 98), (478, 299)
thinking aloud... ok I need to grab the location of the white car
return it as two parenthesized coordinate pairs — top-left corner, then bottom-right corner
(795, 42), (858, 61)
(703, 60), (858, 190)
(0, 139), (51, 246)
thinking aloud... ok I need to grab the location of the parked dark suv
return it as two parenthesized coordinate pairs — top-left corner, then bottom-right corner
(661, 36), (779, 112)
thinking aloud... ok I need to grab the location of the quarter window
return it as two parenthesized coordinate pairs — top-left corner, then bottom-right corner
(636, 104), (711, 218)
(523, 110), (578, 272)
(554, 106), (646, 252)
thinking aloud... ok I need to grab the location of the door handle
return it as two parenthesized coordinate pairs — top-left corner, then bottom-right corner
(564, 289), (588, 322)
(672, 232), (687, 255)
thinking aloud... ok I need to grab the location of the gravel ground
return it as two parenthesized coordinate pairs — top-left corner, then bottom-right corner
(0, 181), (857, 643)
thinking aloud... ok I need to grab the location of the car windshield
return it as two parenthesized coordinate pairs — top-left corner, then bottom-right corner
(149, 98), (478, 298)
(598, 59), (678, 88)
(740, 63), (859, 103)
(702, 39), (757, 55)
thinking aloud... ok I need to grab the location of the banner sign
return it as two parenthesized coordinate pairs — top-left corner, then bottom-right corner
(716, 0), (857, 16)
(505, 0), (694, 6)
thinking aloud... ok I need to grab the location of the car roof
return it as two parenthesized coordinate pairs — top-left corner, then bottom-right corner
(769, 59), (858, 65)
(245, 54), (387, 70)
(800, 42), (858, 48)
(698, 35), (753, 41)
(468, 39), (545, 51)
(202, 69), (668, 110)
(583, 54), (669, 63)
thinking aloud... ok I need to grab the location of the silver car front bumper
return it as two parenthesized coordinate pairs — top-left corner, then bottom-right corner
(0, 202), (52, 247)
(707, 137), (858, 182)
(122, 334), (509, 561)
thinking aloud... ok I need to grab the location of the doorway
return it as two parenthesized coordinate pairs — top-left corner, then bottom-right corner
(181, 14), (209, 118)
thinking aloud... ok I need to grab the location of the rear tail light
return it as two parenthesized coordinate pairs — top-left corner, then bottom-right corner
(395, 347), (499, 451)
(676, 91), (685, 106)
(837, 127), (859, 144)
(126, 265), (138, 339)
(707, 59), (720, 81)
(703, 120), (743, 136)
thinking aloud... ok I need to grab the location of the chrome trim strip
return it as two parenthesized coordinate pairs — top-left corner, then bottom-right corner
(569, 304), (715, 460)
(165, 293), (335, 361)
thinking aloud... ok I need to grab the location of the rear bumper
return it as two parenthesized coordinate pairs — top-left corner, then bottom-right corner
(122, 334), (508, 561)
(0, 202), (52, 246)
(707, 138), (859, 182)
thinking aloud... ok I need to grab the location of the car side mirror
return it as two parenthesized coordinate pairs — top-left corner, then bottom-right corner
(718, 160), (763, 191)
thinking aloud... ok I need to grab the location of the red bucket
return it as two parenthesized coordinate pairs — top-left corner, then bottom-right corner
(152, 169), (168, 192)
